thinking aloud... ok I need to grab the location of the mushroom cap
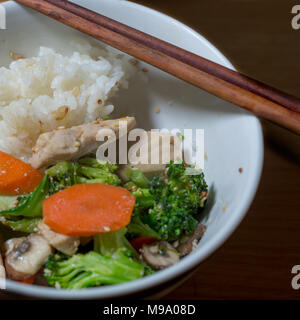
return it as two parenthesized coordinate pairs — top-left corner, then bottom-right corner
(4, 234), (52, 280)
(141, 240), (179, 270)
(177, 223), (206, 257)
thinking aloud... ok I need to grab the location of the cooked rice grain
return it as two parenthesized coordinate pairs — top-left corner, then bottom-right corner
(0, 42), (135, 161)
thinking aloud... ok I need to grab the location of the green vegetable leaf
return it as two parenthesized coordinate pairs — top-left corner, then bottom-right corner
(0, 175), (49, 217)
(1, 217), (41, 233)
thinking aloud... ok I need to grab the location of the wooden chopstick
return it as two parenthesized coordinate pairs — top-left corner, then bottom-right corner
(44, 0), (300, 115)
(15, 0), (300, 135)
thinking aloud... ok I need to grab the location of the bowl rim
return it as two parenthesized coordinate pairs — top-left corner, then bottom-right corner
(2, 0), (264, 299)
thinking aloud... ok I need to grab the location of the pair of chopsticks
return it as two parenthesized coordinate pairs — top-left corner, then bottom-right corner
(15, 0), (300, 135)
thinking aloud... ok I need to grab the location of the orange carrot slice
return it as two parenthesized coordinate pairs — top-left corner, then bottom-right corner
(43, 184), (136, 236)
(0, 151), (44, 195)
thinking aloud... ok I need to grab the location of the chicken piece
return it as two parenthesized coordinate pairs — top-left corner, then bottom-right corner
(38, 221), (80, 256)
(4, 234), (52, 280)
(118, 131), (182, 181)
(30, 117), (136, 169)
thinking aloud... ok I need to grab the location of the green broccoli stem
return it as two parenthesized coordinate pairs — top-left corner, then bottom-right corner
(124, 168), (150, 188)
(44, 249), (144, 289)
(124, 182), (155, 208)
(2, 217), (41, 233)
(78, 157), (118, 172)
(127, 214), (161, 239)
(77, 166), (121, 185)
(93, 228), (138, 258)
(45, 161), (73, 177)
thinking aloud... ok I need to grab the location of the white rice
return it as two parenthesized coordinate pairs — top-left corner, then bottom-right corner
(0, 40), (135, 161)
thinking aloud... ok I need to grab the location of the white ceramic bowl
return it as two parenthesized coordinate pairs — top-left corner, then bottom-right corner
(0, 0), (263, 299)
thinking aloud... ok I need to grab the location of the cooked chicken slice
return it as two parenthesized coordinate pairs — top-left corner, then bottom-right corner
(30, 117), (136, 169)
(38, 221), (80, 256)
(4, 234), (52, 280)
(118, 131), (182, 181)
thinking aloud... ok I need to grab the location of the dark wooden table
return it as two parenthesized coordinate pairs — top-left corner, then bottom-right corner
(1, 0), (300, 300)
(132, 0), (300, 300)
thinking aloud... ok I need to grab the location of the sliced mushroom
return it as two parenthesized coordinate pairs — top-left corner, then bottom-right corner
(38, 221), (80, 256)
(141, 240), (179, 270)
(4, 234), (52, 280)
(0, 253), (5, 283)
(176, 223), (206, 257)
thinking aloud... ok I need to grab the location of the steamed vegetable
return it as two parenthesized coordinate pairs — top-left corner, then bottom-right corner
(0, 217), (40, 233)
(124, 182), (155, 209)
(127, 214), (160, 239)
(46, 158), (121, 195)
(124, 167), (150, 188)
(43, 184), (136, 236)
(125, 163), (208, 241)
(0, 175), (49, 218)
(93, 227), (137, 258)
(44, 249), (144, 289)
(0, 151), (43, 195)
(147, 161), (208, 241)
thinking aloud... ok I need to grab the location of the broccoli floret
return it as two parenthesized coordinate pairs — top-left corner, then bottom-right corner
(46, 158), (121, 195)
(123, 178), (159, 239)
(93, 227), (138, 258)
(44, 249), (144, 289)
(147, 161), (208, 241)
(0, 175), (49, 218)
(127, 214), (161, 239)
(46, 161), (79, 195)
(124, 181), (155, 209)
